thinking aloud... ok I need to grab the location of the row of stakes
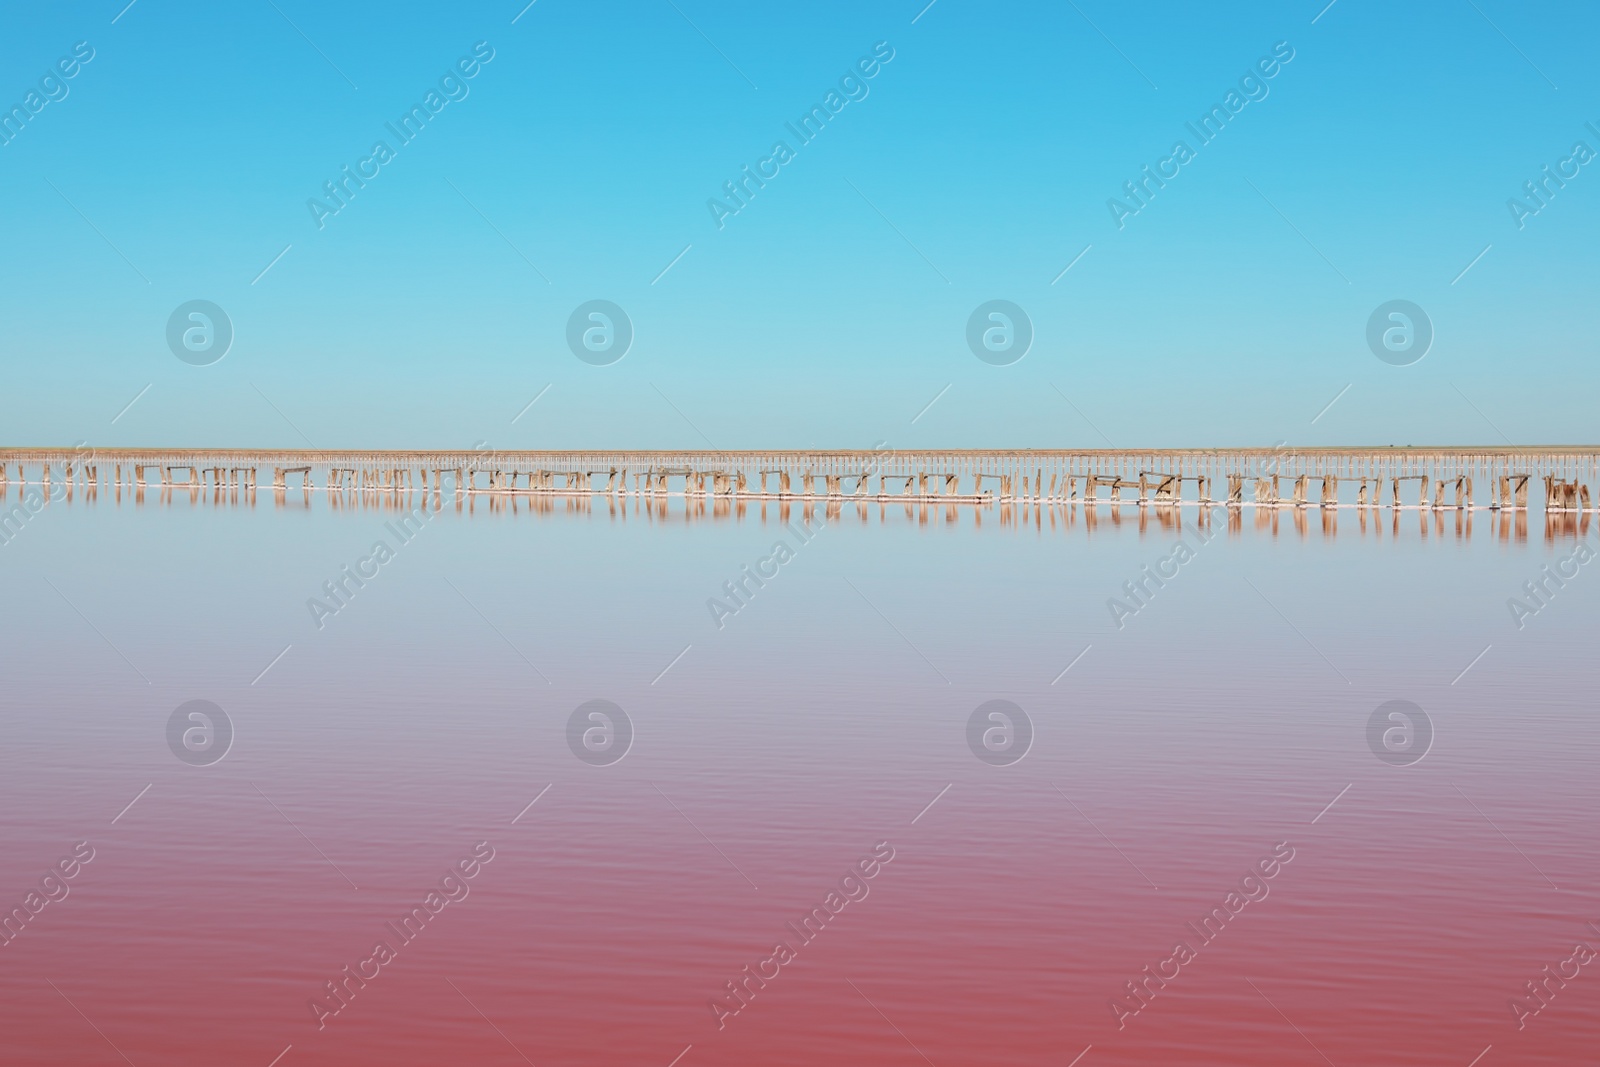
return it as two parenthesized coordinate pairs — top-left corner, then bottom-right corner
(3, 464), (1590, 511)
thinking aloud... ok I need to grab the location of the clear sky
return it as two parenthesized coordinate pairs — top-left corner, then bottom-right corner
(2, 0), (1595, 450)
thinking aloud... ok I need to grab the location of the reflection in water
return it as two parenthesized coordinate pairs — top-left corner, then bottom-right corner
(6, 473), (1584, 544)
(6, 458), (1600, 1067)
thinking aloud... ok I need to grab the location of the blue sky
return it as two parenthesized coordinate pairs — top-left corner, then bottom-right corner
(2, 0), (1595, 449)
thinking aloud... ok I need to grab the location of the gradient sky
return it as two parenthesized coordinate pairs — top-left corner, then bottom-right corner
(2, 0), (1596, 450)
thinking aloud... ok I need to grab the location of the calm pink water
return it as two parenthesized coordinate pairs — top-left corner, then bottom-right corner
(3, 492), (1597, 1065)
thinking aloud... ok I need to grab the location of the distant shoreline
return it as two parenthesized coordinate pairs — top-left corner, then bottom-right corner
(3, 446), (1599, 459)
